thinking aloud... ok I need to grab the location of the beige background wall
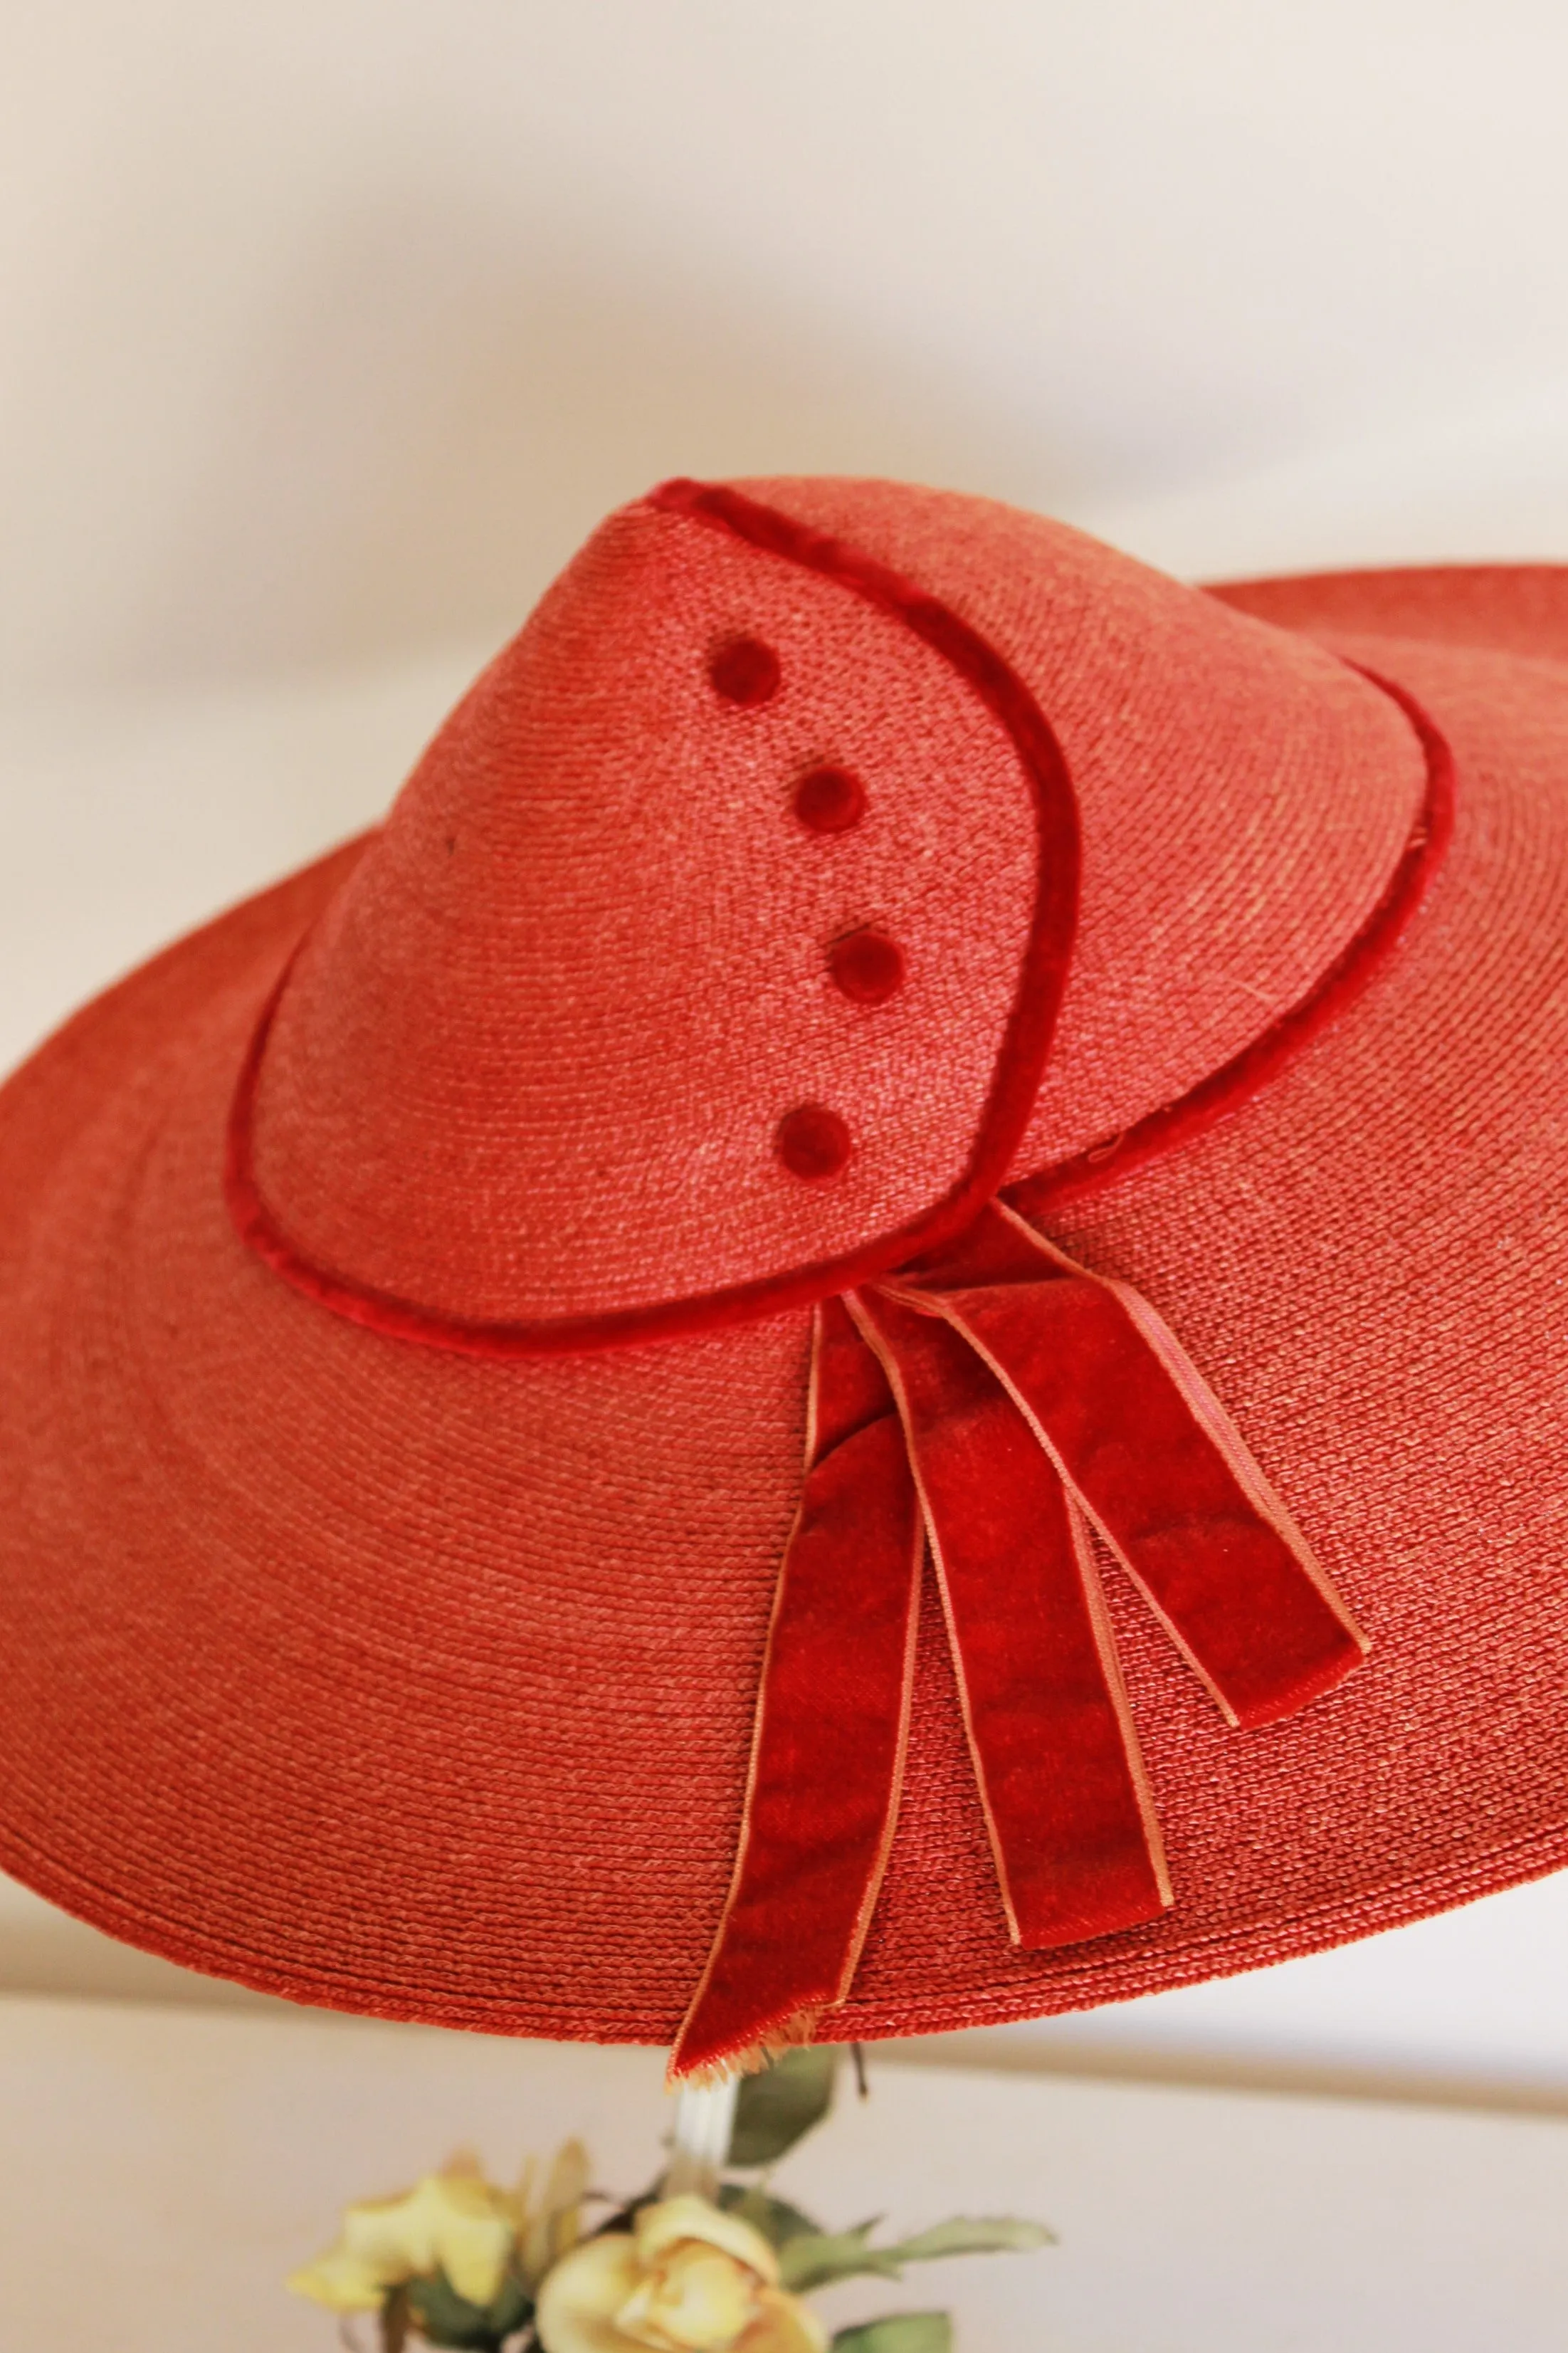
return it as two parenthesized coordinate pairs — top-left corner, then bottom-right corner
(9, 0), (1568, 708)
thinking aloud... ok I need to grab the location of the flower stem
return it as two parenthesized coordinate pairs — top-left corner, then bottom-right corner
(664, 2074), (739, 2198)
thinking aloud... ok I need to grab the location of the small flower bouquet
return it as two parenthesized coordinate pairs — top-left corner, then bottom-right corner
(290, 2051), (1051, 2353)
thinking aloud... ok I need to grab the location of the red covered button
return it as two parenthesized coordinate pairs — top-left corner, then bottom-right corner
(828, 928), (905, 1007)
(793, 764), (866, 836)
(708, 635), (781, 707)
(775, 1104), (853, 1180)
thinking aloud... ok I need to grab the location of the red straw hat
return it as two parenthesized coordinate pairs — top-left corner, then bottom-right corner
(1, 475), (1564, 2072)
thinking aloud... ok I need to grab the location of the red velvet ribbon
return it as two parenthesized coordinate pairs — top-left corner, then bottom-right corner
(673, 1201), (1367, 2077)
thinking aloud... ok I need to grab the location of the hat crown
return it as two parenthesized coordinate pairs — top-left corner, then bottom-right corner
(245, 478), (1427, 1331)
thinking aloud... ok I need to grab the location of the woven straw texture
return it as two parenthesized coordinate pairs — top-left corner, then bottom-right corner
(0, 483), (1564, 2046)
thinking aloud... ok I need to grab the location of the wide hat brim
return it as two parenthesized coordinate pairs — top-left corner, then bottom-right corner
(1, 562), (1566, 2045)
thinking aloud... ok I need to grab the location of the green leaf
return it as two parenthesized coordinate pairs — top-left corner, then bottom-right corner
(591, 2181), (663, 2238)
(405, 2268), (532, 2350)
(779, 2213), (1053, 2295)
(831, 2317), (953, 2353)
(727, 2047), (840, 2166)
(778, 2222), (901, 2295)
(717, 2181), (824, 2248)
(878, 2216), (1056, 2263)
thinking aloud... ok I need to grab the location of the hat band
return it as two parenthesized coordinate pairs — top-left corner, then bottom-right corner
(670, 1198), (1369, 2077)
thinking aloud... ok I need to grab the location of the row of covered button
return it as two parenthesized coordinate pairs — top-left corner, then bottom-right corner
(710, 634), (903, 1180)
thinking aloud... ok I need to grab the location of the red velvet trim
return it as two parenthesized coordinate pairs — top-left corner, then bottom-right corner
(794, 763), (867, 836)
(1009, 666), (1455, 1220)
(775, 1103), (855, 1182)
(226, 478), (1082, 1359)
(672, 1300), (923, 2080)
(828, 926), (906, 1007)
(894, 1204), (1367, 1727)
(852, 1286), (1171, 1945)
(708, 633), (782, 707)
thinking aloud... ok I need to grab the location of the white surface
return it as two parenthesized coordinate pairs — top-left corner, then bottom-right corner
(4, 0), (1568, 2095)
(4, 1994), (1568, 2352)
(0, 651), (476, 1075)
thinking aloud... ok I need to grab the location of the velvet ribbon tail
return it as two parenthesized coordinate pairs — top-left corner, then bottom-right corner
(850, 1284), (1172, 1949)
(889, 1202), (1369, 1728)
(673, 1202), (1368, 2078)
(672, 1297), (923, 2080)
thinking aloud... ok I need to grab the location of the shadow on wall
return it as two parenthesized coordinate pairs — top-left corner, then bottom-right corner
(13, 1863), (1568, 2121)
(0, 1875), (285, 2015)
(36, 189), (1060, 702)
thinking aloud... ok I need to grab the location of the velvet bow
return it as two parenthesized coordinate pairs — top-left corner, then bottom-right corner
(673, 1200), (1367, 2077)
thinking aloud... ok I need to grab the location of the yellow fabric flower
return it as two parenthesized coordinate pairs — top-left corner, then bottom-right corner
(535, 2195), (827, 2353)
(288, 2166), (517, 2313)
